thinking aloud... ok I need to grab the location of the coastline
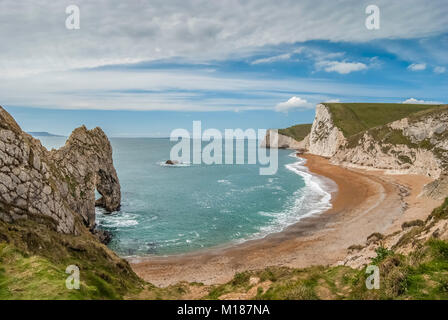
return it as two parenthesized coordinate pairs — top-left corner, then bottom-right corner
(129, 154), (442, 287)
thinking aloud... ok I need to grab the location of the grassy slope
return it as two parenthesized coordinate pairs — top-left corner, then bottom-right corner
(278, 124), (312, 141)
(131, 238), (448, 300)
(0, 220), (143, 300)
(2, 199), (447, 300)
(323, 103), (443, 137)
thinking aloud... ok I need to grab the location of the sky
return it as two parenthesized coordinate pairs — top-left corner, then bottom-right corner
(1, 0), (447, 137)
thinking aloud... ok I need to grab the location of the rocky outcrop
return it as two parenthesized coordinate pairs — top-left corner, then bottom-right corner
(49, 126), (121, 229)
(260, 130), (308, 150)
(332, 133), (442, 177)
(0, 106), (120, 235)
(308, 104), (346, 157)
(422, 175), (448, 200)
(339, 201), (448, 269)
(330, 108), (448, 180)
(303, 104), (448, 198)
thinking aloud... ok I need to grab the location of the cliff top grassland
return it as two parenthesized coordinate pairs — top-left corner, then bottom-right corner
(278, 124), (312, 142)
(323, 103), (444, 138)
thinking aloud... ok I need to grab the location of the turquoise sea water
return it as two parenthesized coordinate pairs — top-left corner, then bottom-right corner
(39, 137), (335, 257)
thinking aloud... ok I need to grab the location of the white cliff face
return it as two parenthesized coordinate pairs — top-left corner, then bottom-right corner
(308, 104), (346, 157)
(305, 104), (448, 197)
(389, 112), (448, 150)
(260, 130), (305, 149)
(297, 134), (310, 150)
(331, 109), (448, 179)
(331, 133), (442, 178)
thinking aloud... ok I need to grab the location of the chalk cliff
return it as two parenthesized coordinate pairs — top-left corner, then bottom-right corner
(0, 106), (142, 299)
(308, 104), (346, 157)
(260, 124), (312, 150)
(304, 103), (448, 199)
(261, 103), (448, 198)
(330, 107), (448, 178)
(0, 106), (121, 235)
(260, 130), (306, 149)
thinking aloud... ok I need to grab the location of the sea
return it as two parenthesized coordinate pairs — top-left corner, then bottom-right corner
(39, 136), (335, 257)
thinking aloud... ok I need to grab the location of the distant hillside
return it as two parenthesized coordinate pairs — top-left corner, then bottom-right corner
(323, 103), (443, 137)
(27, 131), (64, 137)
(278, 123), (312, 141)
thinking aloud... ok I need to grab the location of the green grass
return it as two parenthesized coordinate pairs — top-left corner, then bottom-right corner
(346, 120), (439, 152)
(2, 197), (448, 300)
(323, 103), (442, 137)
(199, 198), (448, 300)
(278, 124), (312, 142)
(0, 219), (143, 300)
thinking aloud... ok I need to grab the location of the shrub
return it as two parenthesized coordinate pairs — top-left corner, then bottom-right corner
(366, 232), (384, 245)
(371, 246), (394, 264)
(401, 220), (424, 229)
(230, 272), (251, 287)
(348, 244), (364, 252)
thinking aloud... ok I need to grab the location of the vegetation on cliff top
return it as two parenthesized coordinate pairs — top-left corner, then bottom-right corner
(1, 198), (448, 299)
(323, 103), (442, 137)
(278, 123), (312, 142)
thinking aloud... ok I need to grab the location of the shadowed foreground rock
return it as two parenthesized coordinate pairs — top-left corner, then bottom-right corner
(0, 106), (121, 234)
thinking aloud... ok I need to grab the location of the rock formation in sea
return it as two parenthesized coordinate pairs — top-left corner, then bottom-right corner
(0, 106), (121, 235)
(165, 159), (179, 165)
(0, 105), (141, 298)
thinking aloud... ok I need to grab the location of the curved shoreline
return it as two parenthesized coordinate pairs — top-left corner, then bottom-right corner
(129, 154), (439, 287)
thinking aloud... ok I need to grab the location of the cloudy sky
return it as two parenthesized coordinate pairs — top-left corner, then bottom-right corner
(1, 0), (447, 136)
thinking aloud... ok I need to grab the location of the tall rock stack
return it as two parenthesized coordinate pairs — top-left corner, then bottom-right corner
(0, 106), (121, 235)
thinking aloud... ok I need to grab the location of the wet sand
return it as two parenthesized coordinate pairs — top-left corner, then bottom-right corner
(129, 154), (440, 287)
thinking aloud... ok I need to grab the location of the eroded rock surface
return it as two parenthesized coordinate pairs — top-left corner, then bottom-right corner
(0, 106), (120, 234)
(308, 104), (346, 157)
(260, 129), (307, 149)
(331, 107), (448, 179)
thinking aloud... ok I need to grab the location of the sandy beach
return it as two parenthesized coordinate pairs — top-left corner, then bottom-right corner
(130, 154), (442, 287)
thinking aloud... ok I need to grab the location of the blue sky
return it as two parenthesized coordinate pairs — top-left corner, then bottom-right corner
(1, 1), (447, 137)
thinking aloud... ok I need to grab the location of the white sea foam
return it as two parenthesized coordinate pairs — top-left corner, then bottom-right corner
(96, 210), (139, 228)
(237, 152), (336, 243)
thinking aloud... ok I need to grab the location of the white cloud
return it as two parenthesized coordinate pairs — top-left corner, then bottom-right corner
(0, 65), (445, 112)
(251, 53), (292, 65)
(0, 0), (446, 76)
(402, 98), (442, 104)
(407, 63), (426, 71)
(434, 66), (446, 74)
(316, 61), (368, 74)
(275, 96), (313, 112)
